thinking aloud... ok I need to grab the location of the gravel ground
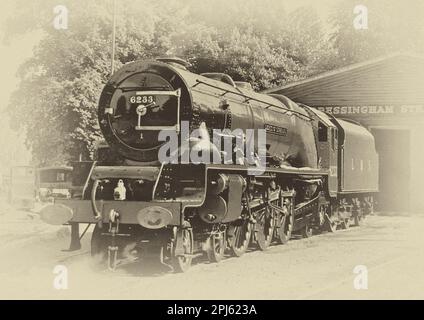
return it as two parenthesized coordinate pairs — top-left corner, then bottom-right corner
(0, 200), (423, 300)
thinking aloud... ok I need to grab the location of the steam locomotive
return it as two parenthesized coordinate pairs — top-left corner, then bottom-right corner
(40, 57), (378, 272)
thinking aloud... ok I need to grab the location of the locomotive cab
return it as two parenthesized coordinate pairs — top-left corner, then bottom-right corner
(304, 106), (339, 196)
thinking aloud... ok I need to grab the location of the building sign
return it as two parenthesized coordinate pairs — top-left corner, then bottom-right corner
(316, 105), (424, 116)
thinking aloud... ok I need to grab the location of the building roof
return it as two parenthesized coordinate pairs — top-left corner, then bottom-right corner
(263, 53), (424, 106)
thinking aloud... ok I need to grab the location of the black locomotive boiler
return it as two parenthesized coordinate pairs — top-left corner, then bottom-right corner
(40, 57), (378, 272)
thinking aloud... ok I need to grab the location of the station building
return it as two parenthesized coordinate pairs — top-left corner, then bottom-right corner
(265, 53), (424, 213)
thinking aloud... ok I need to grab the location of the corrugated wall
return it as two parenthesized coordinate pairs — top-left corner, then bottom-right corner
(271, 55), (424, 107)
(269, 54), (424, 213)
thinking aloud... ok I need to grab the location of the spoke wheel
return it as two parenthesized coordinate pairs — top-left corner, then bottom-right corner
(255, 208), (275, 250)
(206, 230), (226, 263)
(275, 205), (294, 244)
(325, 216), (338, 233)
(228, 220), (253, 257)
(341, 218), (350, 229)
(301, 223), (313, 238)
(171, 222), (193, 273)
(353, 210), (364, 226)
(319, 205), (337, 233)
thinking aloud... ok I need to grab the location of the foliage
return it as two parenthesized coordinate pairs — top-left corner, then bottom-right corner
(4, 0), (333, 165)
(5, 0), (424, 165)
(329, 0), (424, 65)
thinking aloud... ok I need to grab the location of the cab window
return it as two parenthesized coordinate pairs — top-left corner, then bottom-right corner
(318, 122), (327, 142)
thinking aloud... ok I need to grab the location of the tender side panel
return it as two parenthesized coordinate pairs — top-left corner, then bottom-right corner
(337, 119), (379, 192)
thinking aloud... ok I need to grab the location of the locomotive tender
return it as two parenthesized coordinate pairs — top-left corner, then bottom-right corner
(40, 57), (378, 272)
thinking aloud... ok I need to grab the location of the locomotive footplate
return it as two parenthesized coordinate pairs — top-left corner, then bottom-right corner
(39, 199), (182, 227)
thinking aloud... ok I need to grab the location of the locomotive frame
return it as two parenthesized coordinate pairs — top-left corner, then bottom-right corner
(40, 58), (378, 272)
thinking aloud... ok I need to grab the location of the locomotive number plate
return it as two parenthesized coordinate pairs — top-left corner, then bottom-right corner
(129, 95), (156, 104)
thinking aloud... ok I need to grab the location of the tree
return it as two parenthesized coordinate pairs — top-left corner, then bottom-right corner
(4, 0), (334, 165)
(5, 0), (171, 164)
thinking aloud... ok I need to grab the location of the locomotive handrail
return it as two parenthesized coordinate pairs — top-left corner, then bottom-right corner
(134, 89), (181, 97)
(193, 79), (313, 121)
(90, 179), (103, 222)
(119, 86), (170, 92)
(82, 161), (97, 200)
